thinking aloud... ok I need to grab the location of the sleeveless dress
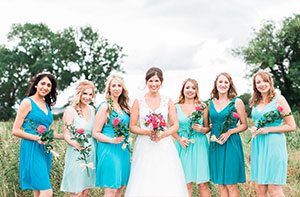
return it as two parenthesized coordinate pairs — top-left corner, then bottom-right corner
(250, 95), (287, 184)
(20, 97), (53, 190)
(95, 102), (131, 188)
(209, 98), (246, 185)
(174, 104), (210, 184)
(125, 95), (188, 197)
(60, 106), (96, 193)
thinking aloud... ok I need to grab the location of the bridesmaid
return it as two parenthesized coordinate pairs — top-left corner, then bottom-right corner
(173, 78), (211, 197)
(12, 72), (63, 197)
(204, 72), (248, 197)
(93, 75), (131, 197)
(60, 80), (97, 196)
(249, 71), (296, 196)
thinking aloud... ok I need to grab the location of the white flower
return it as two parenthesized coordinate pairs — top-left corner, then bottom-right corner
(210, 135), (218, 142)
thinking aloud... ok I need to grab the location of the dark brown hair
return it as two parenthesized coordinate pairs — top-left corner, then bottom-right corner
(145, 67), (163, 83)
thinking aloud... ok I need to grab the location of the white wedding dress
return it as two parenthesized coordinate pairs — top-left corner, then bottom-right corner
(125, 95), (188, 197)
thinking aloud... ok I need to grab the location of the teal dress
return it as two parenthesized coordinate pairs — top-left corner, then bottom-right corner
(174, 104), (210, 184)
(250, 95), (287, 184)
(60, 106), (96, 193)
(209, 98), (246, 185)
(95, 102), (131, 188)
(20, 97), (53, 190)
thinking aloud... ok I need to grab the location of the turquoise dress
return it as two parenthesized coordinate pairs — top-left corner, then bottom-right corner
(95, 102), (131, 188)
(209, 98), (246, 185)
(20, 97), (53, 190)
(60, 106), (96, 193)
(174, 104), (210, 184)
(250, 95), (287, 184)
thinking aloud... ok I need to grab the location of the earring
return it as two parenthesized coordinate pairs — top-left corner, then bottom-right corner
(35, 86), (37, 88)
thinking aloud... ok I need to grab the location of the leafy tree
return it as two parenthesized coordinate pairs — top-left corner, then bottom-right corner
(234, 14), (300, 111)
(239, 92), (252, 117)
(0, 23), (125, 120)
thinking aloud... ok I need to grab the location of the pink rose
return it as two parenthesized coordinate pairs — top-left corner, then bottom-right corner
(277, 106), (283, 112)
(152, 122), (158, 129)
(112, 118), (121, 125)
(161, 121), (167, 127)
(232, 112), (240, 119)
(195, 106), (202, 111)
(146, 119), (151, 124)
(37, 125), (46, 134)
(76, 128), (85, 134)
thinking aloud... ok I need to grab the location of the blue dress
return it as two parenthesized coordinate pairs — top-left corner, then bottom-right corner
(95, 102), (131, 188)
(209, 98), (246, 185)
(61, 106), (97, 193)
(250, 95), (287, 184)
(20, 97), (53, 190)
(174, 104), (210, 184)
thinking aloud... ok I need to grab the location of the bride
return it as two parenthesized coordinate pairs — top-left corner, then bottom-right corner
(125, 67), (188, 196)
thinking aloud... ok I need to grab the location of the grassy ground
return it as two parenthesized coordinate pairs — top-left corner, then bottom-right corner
(0, 118), (299, 196)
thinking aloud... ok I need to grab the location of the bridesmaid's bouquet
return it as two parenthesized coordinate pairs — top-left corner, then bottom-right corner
(65, 124), (93, 177)
(247, 106), (292, 142)
(183, 104), (206, 146)
(144, 112), (167, 136)
(210, 101), (240, 144)
(25, 119), (58, 156)
(108, 98), (131, 152)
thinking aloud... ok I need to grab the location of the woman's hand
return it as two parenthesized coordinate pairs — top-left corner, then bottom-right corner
(110, 136), (125, 144)
(70, 140), (85, 150)
(178, 137), (189, 148)
(36, 136), (48, 145)
(192, 123), (205, 134)
(254, 127), (269, 137)
(217, 131), (232, 144)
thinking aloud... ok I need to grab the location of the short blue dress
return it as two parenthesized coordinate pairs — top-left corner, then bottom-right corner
(174, 104), (210, 184)
(250, 95), (287, 184)
(209, 98), (246, 185)
(20, 97), (53, 190)
(60, 106), (97, 193)
(95, 102), (131, 188)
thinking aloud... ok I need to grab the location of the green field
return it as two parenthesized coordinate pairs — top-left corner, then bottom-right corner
(0, 119), (299, 196)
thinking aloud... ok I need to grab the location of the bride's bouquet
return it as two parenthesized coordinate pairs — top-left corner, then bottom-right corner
(144, 112), (167, 136)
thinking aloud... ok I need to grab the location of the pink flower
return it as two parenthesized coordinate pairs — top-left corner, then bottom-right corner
(146, 119), (151, 124)
(112, 118), (121, 125)
(152, 122), (158, 129)
(277, 106), (283, 112)
(37, 125), (46, 134)
(232, 112), (240, 119)
(161, 121), (167, 127)
(76, 128), (85, 134)
(195, 106), (202, 111)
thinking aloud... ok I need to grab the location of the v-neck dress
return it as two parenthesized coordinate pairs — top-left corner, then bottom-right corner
(174, 104), (210, 184)
(209, 98), (246, 185)
(250, 95), (287, 184)
(95, 101), (131, 188)
(20, 97), (53, 190)
(60, 106), (96, 193)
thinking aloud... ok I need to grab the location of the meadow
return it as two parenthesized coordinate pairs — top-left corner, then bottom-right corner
(0, 116), (299, 196)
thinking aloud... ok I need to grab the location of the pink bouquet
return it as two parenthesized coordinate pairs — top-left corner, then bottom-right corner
(144, 112), (167, 134)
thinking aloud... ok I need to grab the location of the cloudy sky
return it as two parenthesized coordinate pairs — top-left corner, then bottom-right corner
(1, 0), (300, 106)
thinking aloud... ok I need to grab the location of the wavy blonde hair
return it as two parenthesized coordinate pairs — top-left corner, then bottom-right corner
(210, 72), (237, 100)
(71, 80), (95, 117)
(177, 78), (204, 106)
(105, 75), (130, 122)
(250, 71), (276, 107)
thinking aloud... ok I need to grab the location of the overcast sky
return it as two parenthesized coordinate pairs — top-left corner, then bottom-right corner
(1, 0), (300, 107)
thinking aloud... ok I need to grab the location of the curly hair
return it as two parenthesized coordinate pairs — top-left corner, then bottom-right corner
(70, 80), (95, 117)
(249, 71), (276, 107)
(26, 72), (57, 110)
(177, 78), (204, 106)
(210, 72), (237, 100)
(105, 75), (130, 122)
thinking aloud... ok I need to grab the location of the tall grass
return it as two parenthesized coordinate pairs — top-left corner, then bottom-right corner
(0, 116), (299, 196)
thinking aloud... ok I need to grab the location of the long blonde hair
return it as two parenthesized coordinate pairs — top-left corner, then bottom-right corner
(105, 75), (130, 122)
(177, 78), (204, 106)
(71, 80), (95, 116)
(210, 72), (237, 100)
(250, 71), (276, 107)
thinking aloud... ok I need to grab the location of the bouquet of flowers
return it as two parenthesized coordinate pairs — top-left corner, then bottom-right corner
(25, 119), (58, 156)
(144, 112), (167, 135)
(210, 101), (240, 143)
(65, 124), (93, 177)
(247, 105), (292, 143)
(108, 98), (131, 151)
(182, 104), (206, 146)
